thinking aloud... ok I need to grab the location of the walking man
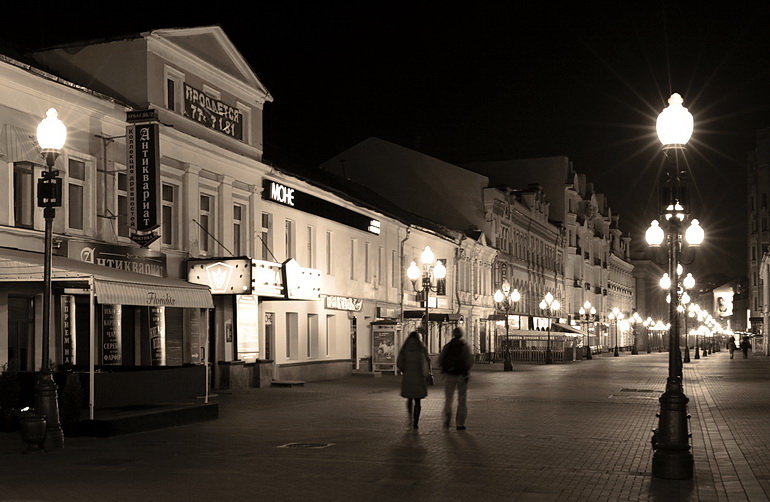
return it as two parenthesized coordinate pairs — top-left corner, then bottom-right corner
(439, 327), (473, 430)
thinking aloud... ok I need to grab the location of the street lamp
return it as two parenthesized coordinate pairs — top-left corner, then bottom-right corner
(407, 246), (446, 349)
(643, 317), (653, 353)
(494, 279), (520, 372)
(647, 92), (702, 480)
(579, 301), (596, 359)
(608, 307), (623, 356)
(688, 304), (703, 359)
(539, 292), (560, 364)
(629, 311), (642, 355)
(36, 108), (67, 451)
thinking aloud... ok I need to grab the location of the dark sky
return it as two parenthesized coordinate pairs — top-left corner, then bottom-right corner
(3, 2), (770, 280)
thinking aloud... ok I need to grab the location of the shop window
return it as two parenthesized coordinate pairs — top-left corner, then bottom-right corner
(308, 314), (319, 358)
(12, 162), (35, 229)
(286, 312), (298, 360)
(325, 315), (335, 357)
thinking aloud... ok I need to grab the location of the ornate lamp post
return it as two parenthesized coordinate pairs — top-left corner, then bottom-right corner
(646, 93), (704, 480)
(688, 304), (702, 359)
(539, 292), (560, 364)
(579, 301), (596, 359)
(35, 108), (67, 451)
(629, 311), (642, 355)
(494, 280), (520, 372)
(407, 246), (447, 349)
(608, 307), (623, 356)
(644, 317), (654, 353)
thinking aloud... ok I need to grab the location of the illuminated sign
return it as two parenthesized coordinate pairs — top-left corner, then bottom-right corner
(127, 123), (161, 233)
(263, 179), (381, 235)
(325, 295), (363, 312)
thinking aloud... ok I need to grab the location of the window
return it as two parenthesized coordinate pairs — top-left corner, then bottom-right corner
(307, 225), (315, 268)
(378, 246), (384, 286)
(286, 312), (298, 360)
(325, 315), (335, 357)
(68, 158), (86, 231)
(325, 231), (333, 275)
(365, 242), (371, 282)
(233, 204), (244, 256)
(350, 239), (357, 280)
(199, 194), (214, 255)
(13, 162), (34, 229)
(117, 172), (129, 238)
(161, 184), (177, 247)
(308, 314), (319, 358)
(164, 66), (184, 112)
(392, 250), (398, 288)
(261, 212), (273, 261)
(285, 219), (295, 260)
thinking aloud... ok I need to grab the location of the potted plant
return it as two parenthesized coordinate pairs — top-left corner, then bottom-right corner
(0, 363), (21, 432)
(19, 407), (46, 453)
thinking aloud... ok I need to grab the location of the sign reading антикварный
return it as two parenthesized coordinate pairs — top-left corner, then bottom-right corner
(263, 179), (381, 235)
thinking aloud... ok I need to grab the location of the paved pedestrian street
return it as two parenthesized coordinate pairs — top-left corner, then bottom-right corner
(1, 351), (769, 501)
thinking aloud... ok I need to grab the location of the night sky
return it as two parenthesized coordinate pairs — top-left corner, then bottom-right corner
(3, 2), (769, 280)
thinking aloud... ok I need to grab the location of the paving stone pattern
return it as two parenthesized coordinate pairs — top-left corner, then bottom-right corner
(1, 351), (769, 501)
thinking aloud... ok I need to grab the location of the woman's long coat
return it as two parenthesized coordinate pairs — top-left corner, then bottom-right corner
(397, 337), (431, 399)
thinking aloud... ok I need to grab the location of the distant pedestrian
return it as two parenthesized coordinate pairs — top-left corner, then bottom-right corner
(727, 336), (736, 359)
(740, 337), (752, 359)
(397, 330), (432, 429)
(438, 327), (473, 430)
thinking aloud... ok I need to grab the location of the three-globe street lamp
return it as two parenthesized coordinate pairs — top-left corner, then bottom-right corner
(494, 280), (520, 372)
(629, 311), (642, 355)
(579, 301), (596, 359)
(36, 108), (67, 451)
(407, 246), (447, 349)
(608, 307), (623, 357)
(539, 292), (560, 365)
(643, 317), (654, 353)
(646, 92), (704, 480)
(688, 304), (704, 359)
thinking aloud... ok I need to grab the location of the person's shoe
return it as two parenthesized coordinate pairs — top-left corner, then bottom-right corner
(413, 422), (419, 429)
(456, 426), (466, 431)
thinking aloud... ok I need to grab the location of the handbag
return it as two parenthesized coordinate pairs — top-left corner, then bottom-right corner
(426, 373), (434, 386)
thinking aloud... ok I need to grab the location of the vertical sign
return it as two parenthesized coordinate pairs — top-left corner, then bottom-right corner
(102, 304), (122, 365)
(61, 295), (76, 364)
(127, 123), (161, 232)
(149, 306), (166, 366)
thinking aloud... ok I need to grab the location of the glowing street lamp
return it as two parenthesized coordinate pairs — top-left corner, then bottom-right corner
(608, 307), (623, 357)
(579, 301), (596, 359)
(407, 246), (447, 347)
(648, 92), (699, 480)
(539, 292), (560, 364)
(494, 280), (520, 372)
(35, 108), (67, 451)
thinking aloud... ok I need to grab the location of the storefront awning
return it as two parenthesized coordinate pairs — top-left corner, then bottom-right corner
(552, 322), (583, 335)
(0, 247), (213, 309)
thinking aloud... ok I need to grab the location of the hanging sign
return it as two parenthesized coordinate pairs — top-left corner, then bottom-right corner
(127, 123), (161, 243)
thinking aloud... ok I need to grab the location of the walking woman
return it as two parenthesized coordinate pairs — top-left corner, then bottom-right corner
(397, 331), (432, 429)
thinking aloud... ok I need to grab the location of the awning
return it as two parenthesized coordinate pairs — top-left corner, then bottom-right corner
(403, 311), (460, 322)
(0, 247), (213, 309)
(552, 322), (583, 335)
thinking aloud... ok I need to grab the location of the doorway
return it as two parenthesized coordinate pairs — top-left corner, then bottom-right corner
(8, 296), (35, 372)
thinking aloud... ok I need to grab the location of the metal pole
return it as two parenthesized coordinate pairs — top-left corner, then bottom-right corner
(652, 217), (693, 479)
(545, 311), (553, 364)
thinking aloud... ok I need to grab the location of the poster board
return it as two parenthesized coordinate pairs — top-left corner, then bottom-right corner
(372, 323), (399, 373)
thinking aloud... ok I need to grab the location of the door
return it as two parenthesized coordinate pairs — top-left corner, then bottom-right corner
(350, 315), (357, 369)
(8, 297), (35, 372)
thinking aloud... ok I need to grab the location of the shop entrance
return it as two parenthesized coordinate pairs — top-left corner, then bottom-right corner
(7, 296), (35, 372)
(350, 315), (357, 369)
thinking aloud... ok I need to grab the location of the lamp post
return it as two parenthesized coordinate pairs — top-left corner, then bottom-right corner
(494, 279), (520, 372)
(35, 108), (67, 451)
(646, 93), (703, 480)
(644, 317), (653, 353)
(688, 304), (702, 359)
(579, 301), (596, 359)
(608, 307), (623, 357)
(407, 246), (447, 350)
(539, 292), (560, 364)
(630, 311), (642, 355)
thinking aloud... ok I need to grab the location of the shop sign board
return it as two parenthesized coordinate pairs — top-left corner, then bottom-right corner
(61, 295), (76, 364)
(102, 304), (122, 365)
(325, 295), (363, 312)
(127, 123), (161, 234)
(60, 240), (167, 277)
(263, 179), (381, 235)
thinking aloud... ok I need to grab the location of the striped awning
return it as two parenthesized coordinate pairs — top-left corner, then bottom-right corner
(93, 279), (213, 308)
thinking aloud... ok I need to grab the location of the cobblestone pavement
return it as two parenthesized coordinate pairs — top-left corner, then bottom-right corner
(1, 350), (769, 502)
